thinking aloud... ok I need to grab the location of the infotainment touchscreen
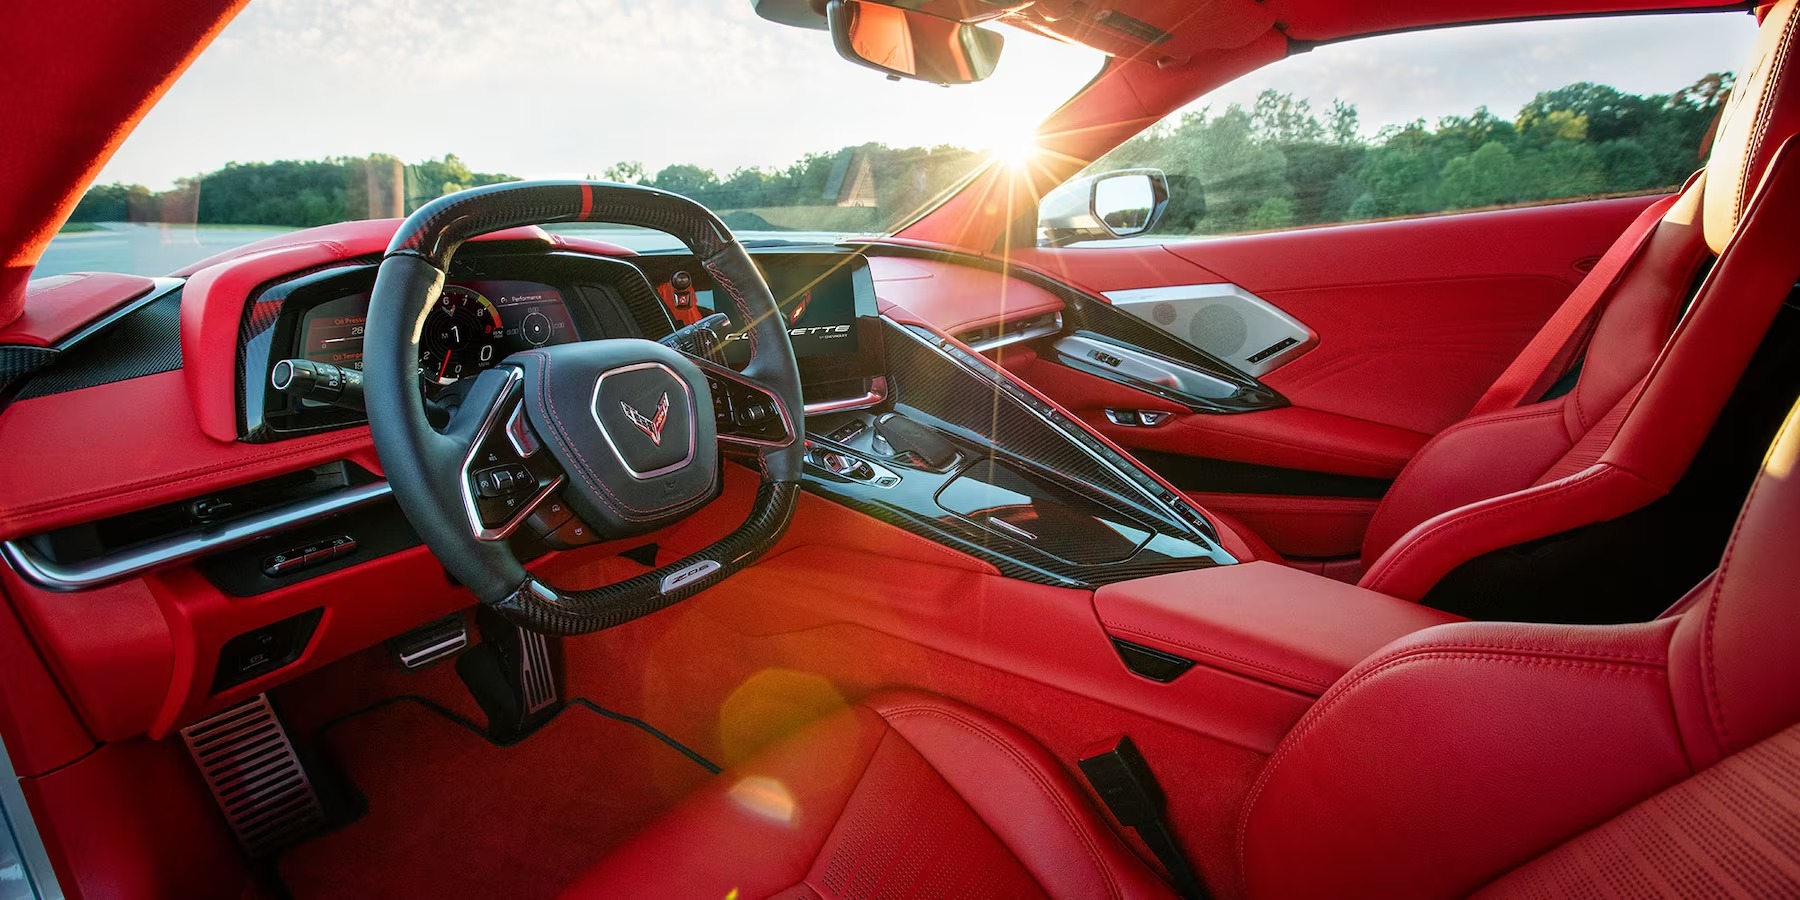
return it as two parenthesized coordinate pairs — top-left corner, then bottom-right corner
(700, 254), (880, 382)
(715, 256), (863, 358)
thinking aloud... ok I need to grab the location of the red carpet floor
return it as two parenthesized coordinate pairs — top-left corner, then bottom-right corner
(277, 698), (715, 900)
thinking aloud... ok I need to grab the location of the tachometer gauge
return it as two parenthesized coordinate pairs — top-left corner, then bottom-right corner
(419, 285), (504, 386)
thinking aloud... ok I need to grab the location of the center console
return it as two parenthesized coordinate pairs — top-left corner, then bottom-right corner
(1098, 562), (1461, 691)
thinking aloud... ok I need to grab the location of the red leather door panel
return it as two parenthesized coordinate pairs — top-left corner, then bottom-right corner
(1010, 195), (1661, 558)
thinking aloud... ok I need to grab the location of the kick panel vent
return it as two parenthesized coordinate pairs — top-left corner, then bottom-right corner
(181, 694), (325, 857)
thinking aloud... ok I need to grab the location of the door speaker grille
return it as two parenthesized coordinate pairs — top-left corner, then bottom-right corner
(180, 694), (325, 857)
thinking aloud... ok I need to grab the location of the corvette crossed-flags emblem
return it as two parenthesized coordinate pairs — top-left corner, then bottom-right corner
(621, 392), (671, 446)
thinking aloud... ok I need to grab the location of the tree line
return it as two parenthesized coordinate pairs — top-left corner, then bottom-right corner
(67, 74), (1730, 237)
(1102, 74), (1731, 235)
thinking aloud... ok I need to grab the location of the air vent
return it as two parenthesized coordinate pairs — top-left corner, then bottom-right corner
(181, 694), (325, 857)
(958, 311), (1064, 354)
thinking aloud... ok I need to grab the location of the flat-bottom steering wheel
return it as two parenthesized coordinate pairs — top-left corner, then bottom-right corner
(363, 181), (805, 635)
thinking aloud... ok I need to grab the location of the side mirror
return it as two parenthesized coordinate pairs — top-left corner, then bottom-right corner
(825, 0), (1005, 86)
(1038, 169), (1172, 247)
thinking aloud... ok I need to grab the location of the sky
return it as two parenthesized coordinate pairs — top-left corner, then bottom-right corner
(96, 0), (1758, 191)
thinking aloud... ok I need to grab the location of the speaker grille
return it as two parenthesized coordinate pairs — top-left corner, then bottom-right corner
(1151, 302), (1178, 326)
(1190, 304), (1250, 359)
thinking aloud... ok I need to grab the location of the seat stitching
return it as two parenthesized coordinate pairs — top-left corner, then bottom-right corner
(877, 703), (1124, 900)
(1098, 620), (1331, 691)
(1236, 649), (1664, 895)
(1363, 465), (1610, 593)
(1700, 407), (1790, 750)
(1739, 10), (1799, 226)
(1374, 639), (1667, 665)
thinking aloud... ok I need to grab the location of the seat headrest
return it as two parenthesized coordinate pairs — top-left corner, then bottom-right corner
(1703, 0), (1800, 254)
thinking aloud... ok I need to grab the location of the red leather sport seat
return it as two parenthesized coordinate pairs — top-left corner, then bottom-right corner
(564, 301), (1800, 900)
(1265, 0), (1800, 606)
(561, 689), (1176, 899)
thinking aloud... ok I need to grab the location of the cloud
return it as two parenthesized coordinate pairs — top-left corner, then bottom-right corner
(98, 4), (1756, 190)
(1201, 12), (1756, 135)
(99, 0), (1101, 189)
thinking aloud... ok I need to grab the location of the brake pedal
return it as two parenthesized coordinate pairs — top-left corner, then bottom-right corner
(181, 694), (325, 857)
(456, 608), (563, 741)
(388, 613), (470, 669)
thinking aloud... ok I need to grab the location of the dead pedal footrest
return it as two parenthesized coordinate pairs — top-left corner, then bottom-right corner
(181, 693), (325, 857)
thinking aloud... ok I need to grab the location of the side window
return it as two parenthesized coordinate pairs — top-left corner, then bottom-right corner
(1079, 12), (1755, 239)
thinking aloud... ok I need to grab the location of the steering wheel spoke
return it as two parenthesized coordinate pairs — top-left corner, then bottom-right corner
(453, 366), (568, 541)
(690, 355), (797, 449)
(365, 180), (804, 634)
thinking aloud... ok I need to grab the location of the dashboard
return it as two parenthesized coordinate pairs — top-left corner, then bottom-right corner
(297, 279), (580, 388)
(0, 227), (1263, 745)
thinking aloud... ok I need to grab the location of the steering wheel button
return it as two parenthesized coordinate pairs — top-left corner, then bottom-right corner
(527, 495), (574, 535)
(545, 517), (597, 549)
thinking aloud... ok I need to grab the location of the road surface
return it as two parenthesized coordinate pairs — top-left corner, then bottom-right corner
(34, 222), (858, 279)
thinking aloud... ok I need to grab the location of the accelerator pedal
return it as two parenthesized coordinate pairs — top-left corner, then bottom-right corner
(388, 613), (470, 669)
(456, 607), (563, 742)
(180, 694), (325, 857)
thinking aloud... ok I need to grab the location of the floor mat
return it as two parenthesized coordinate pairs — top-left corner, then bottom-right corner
(277, 698), (715, 900)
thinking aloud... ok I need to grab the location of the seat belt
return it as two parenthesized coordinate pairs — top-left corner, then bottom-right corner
(1465, 191), (1682, 418)
(1079, 736), (1208, 900)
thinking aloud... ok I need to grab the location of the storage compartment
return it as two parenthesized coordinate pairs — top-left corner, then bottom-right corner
(1094, 561), (1461, 697)
(936, 458), (1155, 566)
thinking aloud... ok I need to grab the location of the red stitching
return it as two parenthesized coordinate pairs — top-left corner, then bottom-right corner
(1236, 648), (1664, 895)
(522, 351), (709, 521)
(703, 261), (759, 354)
(878, 703), (1124, 900)
(1699, 409), (1793, 748)
(1364, 465), (1615, 595)
(6, 432), (360, 518)
(1099, 621), (1330, 691)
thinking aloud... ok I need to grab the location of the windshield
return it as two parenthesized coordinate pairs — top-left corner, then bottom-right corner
(37, 1), (1103, 278)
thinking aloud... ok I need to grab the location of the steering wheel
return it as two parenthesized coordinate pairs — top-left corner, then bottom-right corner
(363, 181), (805, 635)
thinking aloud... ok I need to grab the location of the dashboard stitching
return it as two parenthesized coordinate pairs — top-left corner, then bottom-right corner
(2, 430), (363, 521)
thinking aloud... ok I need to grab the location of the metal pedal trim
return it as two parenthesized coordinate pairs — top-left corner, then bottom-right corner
(392, 614), (470, 669)
(181, 694), (324, 857)
(518, 627), (557, 714)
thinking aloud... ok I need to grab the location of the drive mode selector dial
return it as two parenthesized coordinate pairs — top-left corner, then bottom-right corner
(420, 285), (503, 385)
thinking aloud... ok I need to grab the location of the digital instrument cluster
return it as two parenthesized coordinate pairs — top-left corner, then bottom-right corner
(298, 279), (578, 388)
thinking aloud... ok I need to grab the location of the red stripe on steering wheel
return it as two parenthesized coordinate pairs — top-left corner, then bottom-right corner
(577, 183), (593, 220)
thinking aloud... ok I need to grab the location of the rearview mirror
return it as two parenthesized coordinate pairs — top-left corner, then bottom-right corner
(826, 0), (1005, 85)
(1038, 169), (1172, 247)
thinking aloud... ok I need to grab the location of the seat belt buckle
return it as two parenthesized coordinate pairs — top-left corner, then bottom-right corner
(1079, 736), (1209, 900)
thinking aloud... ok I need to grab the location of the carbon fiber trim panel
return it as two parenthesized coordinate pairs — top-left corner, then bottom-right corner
(493, 481), (799, 634)
(390, 181), (734, 267)
(15, 288), (184, 400)
(794, 319), (1234, 588)
(0, 346), (57, 403)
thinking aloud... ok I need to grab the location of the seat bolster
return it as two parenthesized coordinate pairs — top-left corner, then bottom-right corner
(1238, 619), (1690, 900)
(866, 691), (1177, 900)
(1359, 402), (1576, 569)
(559, 703), (888, 898)
(1358, 462), (1662, 601)
(563, 690), (1174, 900)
